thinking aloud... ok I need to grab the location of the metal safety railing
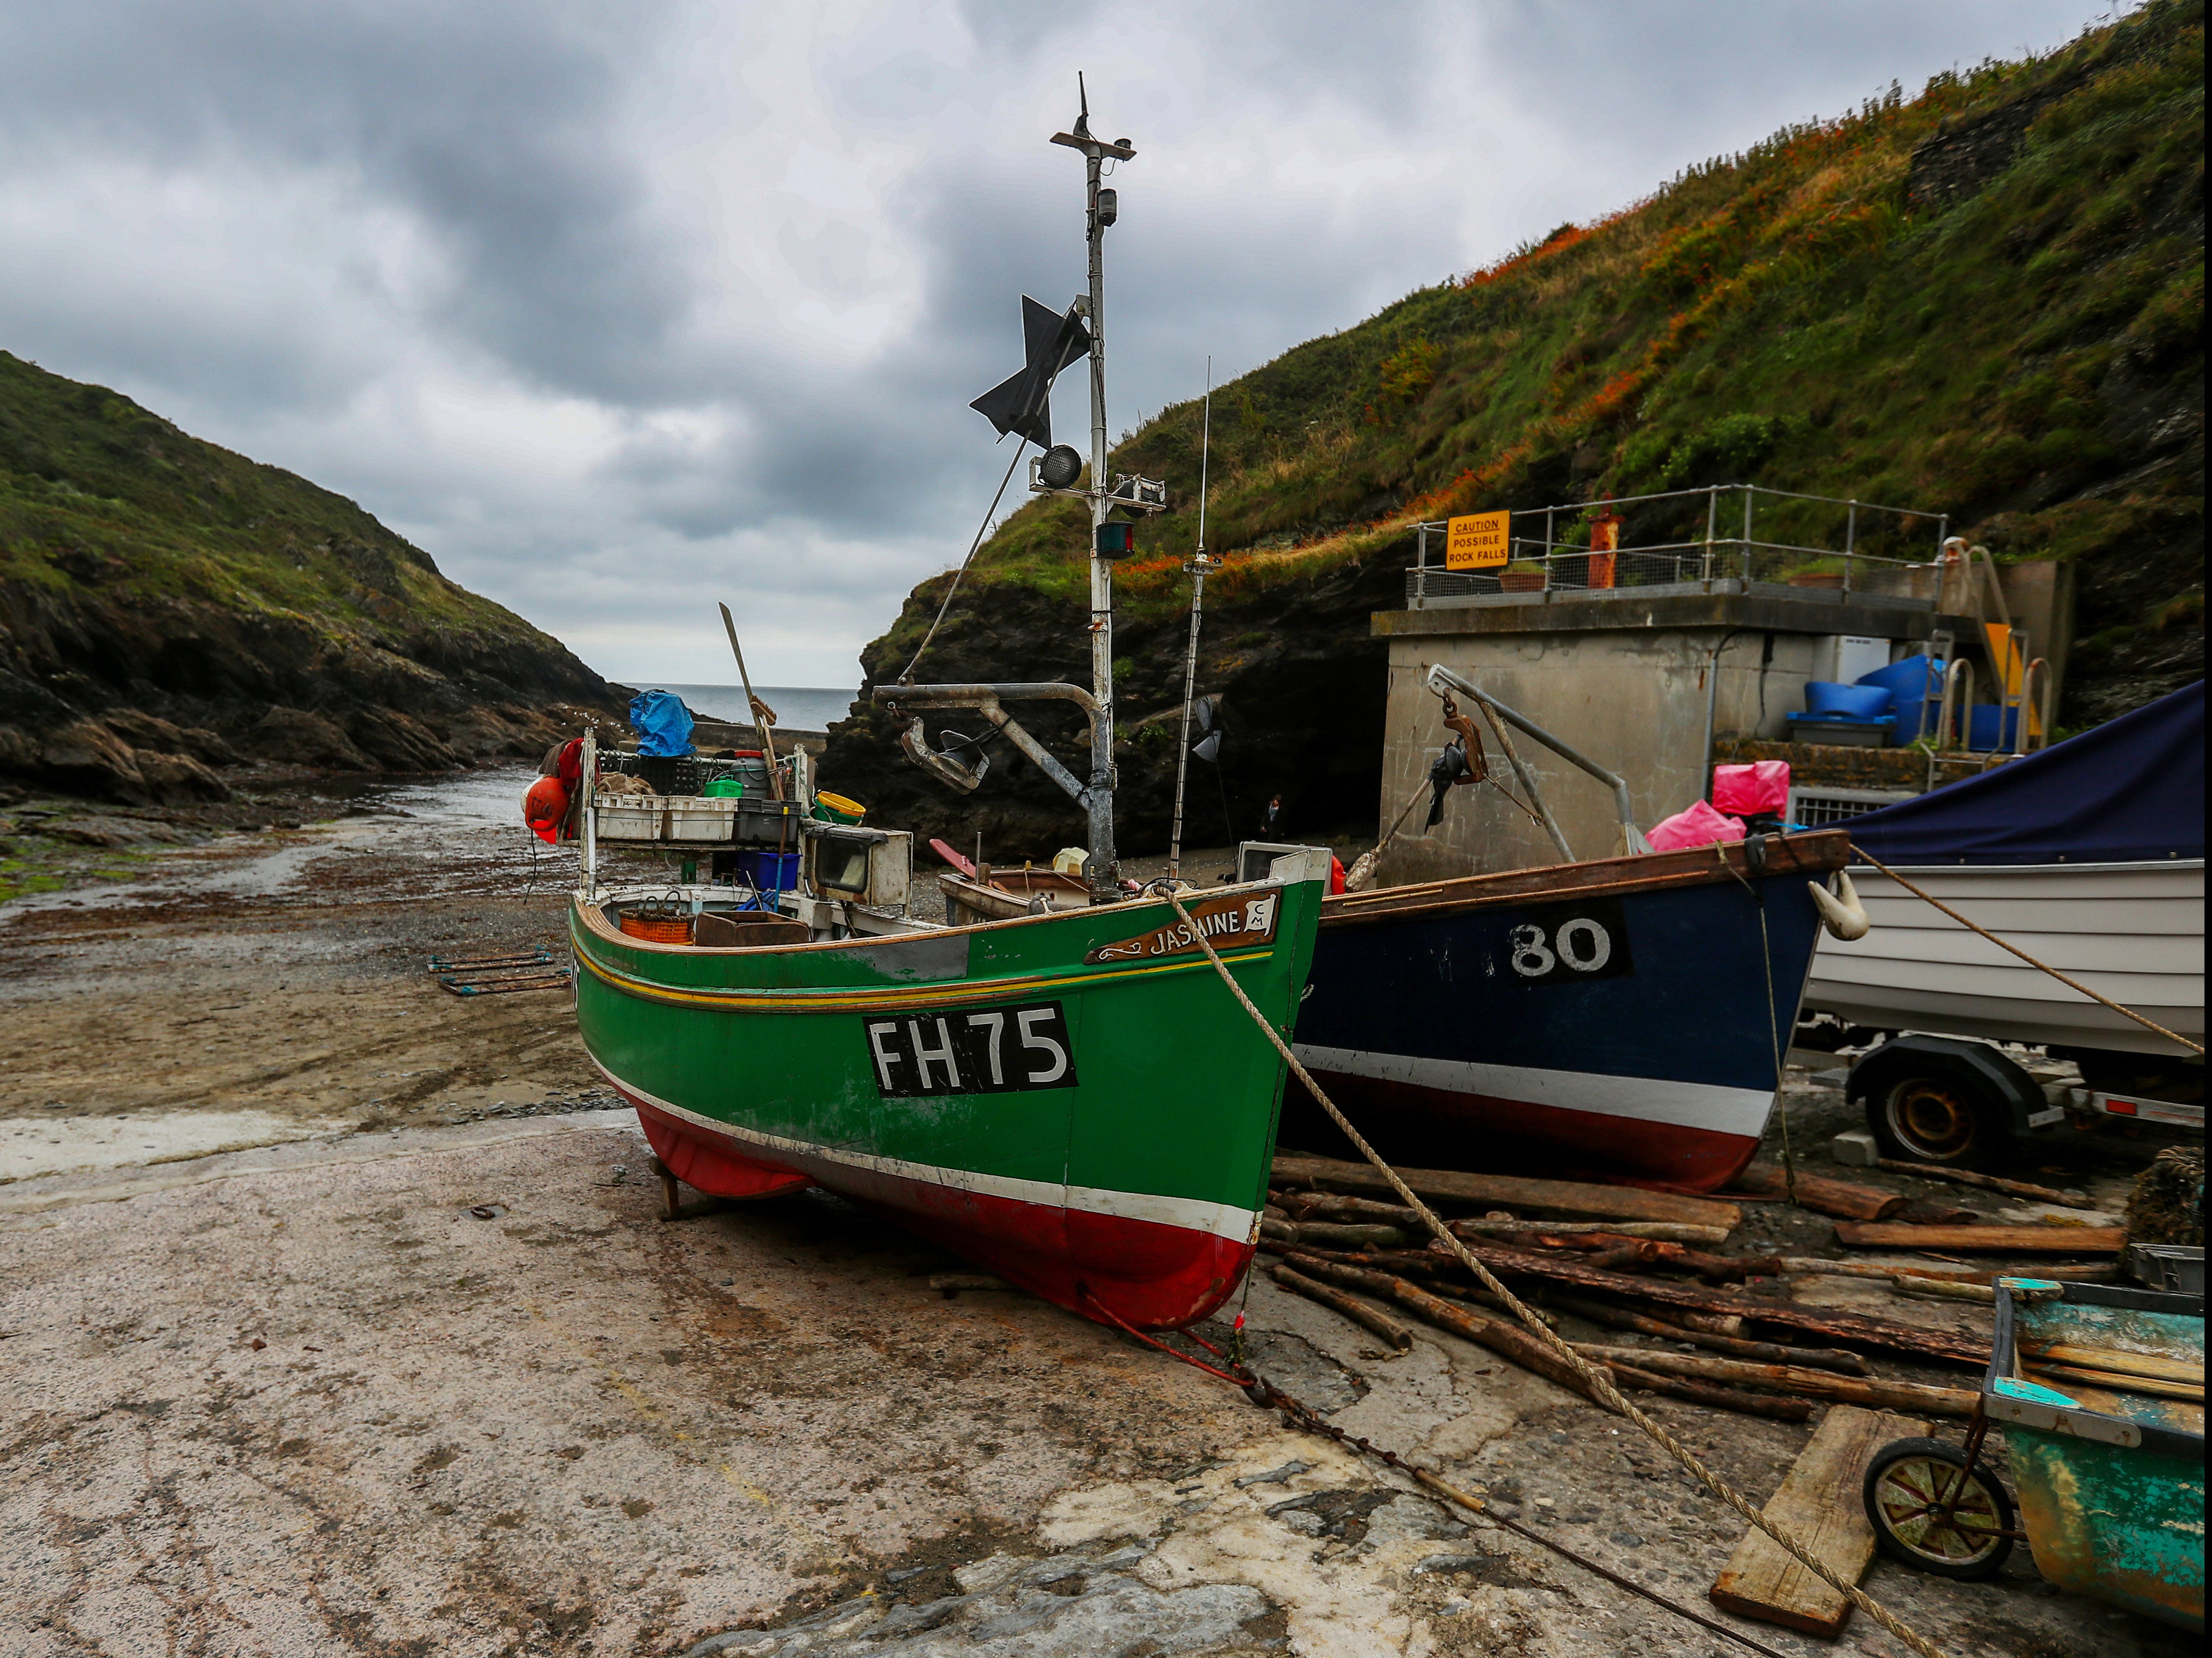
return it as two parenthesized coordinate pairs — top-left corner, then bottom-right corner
(1405, 483), (1949, 610)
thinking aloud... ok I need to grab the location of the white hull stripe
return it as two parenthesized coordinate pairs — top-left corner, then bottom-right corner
(1293, 1045), (1774, 1137)
(595, 1061), (1258, 1245)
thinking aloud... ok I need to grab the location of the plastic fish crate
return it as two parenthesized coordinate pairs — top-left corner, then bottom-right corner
(732, 799), (807, 845)
(634, 755), (701, 795)
(595, 799), (666, 842)
(665, 798), (740, 843)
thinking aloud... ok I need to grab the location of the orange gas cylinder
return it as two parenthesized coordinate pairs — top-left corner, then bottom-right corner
(523, 775), (568, 844)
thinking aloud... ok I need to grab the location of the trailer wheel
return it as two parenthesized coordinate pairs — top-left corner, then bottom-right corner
(1863, 1439), (2016, 1580)
(1866, 1070), (2010, 1171)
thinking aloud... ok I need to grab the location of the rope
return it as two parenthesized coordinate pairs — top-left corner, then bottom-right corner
(1719, 845), (1798, 1205)
(1851, 844), (2203, 1056)
(899, 445), (1028, 684)
(1162, 889), (1951, 1658)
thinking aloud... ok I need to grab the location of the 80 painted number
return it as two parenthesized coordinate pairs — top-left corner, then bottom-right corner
(1499, 900), (1632, 987)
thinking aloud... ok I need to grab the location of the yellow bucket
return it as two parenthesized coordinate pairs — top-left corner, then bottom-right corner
(812, 790), (866, 825)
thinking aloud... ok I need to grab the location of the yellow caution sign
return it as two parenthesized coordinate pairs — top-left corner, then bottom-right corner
(1445, 510), (1511, 570)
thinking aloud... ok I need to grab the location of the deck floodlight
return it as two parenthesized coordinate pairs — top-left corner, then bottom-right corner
(1107, 474), (1167, 513)
(1037, 444), (1084, 490)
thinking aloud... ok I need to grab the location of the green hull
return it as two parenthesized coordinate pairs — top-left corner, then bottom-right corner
(570, 878), (1321, 1328)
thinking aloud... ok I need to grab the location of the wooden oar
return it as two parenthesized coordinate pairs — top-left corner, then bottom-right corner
(719, 601), (784, 801)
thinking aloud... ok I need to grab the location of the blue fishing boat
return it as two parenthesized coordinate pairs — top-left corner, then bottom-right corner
(1283, 829), (1851, 1191)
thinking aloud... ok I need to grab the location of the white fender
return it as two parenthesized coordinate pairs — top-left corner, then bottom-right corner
(1809, 871), (1870, 941)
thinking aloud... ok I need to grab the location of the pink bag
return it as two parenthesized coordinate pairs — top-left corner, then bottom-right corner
(1712, 760), (1791, 818)
(1646, 798), (1746, 852)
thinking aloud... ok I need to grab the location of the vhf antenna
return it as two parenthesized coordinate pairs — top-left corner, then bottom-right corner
(1167, 356), (1219, 883)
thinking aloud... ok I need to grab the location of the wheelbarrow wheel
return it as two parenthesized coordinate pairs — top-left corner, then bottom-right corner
(1863, 1438), (2016, 1580)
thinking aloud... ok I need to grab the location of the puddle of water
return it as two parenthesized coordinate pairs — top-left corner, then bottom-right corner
(0, 1108), (352, 1184)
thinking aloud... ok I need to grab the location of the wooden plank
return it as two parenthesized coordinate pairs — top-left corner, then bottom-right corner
(1424, 1239), (1990, 1367)
(2023, 1340), (2204, 1386)
(1571, 1346), (1977, 1416)
(1833, 1222), (2127, 1255)
(1728, 1164), (1908, 1221)
(1280, 1253), (1602, 1401)
(1271, 1153), (1741, 1230)
(1266, 1265), (1412, 1351)
(1709, 1405), (1933, 1637)
(1875, 1159), (2086, 1205)
(1283, 1191), (1728, 1243)
(2028, 1362), (2202, 1403)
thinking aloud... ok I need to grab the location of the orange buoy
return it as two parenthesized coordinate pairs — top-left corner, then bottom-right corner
(524, 775), (568, 844)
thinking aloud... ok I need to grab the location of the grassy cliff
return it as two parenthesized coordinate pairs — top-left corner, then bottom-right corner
(827, 1), (2202, 851)
(0, 351), (620, 800)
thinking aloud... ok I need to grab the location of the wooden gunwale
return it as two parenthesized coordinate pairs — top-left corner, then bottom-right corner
(1320, 830), (1850, 929)
(573, 896), (1277, 1014)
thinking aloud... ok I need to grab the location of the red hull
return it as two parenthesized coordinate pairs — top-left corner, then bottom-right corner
(628, 1094), (1252, 1330)
(1285, 1070), (1761, 1194)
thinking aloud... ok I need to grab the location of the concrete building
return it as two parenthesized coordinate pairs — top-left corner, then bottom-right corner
(1362, 489), (2071, 883)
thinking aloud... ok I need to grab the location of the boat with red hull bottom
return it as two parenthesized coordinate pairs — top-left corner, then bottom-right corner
(1282, 831), (1852, 1192)
(574, 856), (1326, 1333)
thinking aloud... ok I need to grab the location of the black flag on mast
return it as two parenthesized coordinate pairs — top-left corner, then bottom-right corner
(969, 296), (1091, 448)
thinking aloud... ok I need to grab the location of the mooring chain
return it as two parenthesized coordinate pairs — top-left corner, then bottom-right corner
(1162, 889), (1952, 1658)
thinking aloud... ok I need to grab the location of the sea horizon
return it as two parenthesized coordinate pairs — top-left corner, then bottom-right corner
(627, 682), (860, 733)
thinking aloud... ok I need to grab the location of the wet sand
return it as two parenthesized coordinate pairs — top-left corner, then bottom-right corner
(1, 771), (610, 1184)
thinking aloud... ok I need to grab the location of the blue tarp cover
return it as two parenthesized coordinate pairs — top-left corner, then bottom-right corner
(1847, 680), (2204, 866)
(628, 689), (696, 758)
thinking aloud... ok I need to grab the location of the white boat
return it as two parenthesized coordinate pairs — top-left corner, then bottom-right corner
(1806, 858), (2205, 1057)
(1803, 679), (2203, 1062)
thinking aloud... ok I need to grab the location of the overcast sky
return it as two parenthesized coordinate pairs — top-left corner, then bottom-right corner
(0, 1), (2123, 686)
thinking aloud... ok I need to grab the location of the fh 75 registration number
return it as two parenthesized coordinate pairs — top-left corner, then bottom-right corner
(865, 1001), (1078, 1099)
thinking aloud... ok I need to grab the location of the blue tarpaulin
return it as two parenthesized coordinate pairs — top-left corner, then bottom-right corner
(629, 689), (697, 758)
(1847, 680), (2204, 866)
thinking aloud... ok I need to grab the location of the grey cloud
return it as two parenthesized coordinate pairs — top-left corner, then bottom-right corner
(0, 0), (2119, 682)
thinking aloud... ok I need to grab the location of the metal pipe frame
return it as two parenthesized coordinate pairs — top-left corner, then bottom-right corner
(1424, 664), (1654, 855)
(2018, 657), (2054, 755)
(872, 682), (1101, 809)
(579, 723), (598, 902)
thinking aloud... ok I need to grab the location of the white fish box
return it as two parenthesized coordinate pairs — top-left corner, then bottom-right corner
(595, 799), (667, 842)
(664, 798), (739, 843)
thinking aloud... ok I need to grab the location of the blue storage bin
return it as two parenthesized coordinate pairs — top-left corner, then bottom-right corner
(731, 849), (800, 894)
(1804, 680), (1894, 719)
(1856, 656), (1944, 741)
(1966, 704), (2025, 752)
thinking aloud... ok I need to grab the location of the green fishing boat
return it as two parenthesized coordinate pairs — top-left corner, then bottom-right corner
(568, 90), (1323, 1331)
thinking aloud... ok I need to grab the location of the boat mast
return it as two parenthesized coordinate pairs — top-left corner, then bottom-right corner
(1053, 80), (1134, 900)
(1168, 357), (1216, 884)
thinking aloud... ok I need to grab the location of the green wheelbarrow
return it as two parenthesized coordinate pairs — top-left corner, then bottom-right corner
(1861, 1277), (2205, 1632)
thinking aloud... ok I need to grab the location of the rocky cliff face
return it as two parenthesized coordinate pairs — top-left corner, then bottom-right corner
(824, 543), (1405, 860)
(818, 3), (2203, 860)
(0, 352), (622, 803)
